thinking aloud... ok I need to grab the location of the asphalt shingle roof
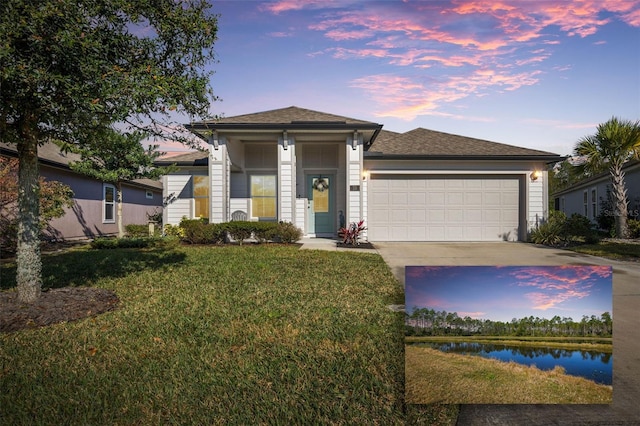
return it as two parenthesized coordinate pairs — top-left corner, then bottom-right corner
(368, 128), (560, 158)
(193, 106), (379, 127)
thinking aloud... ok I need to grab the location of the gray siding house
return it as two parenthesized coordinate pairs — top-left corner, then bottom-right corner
(1, 142), (163, 240)
(158, 106), (561, 242)
(553, 161), (640, 224)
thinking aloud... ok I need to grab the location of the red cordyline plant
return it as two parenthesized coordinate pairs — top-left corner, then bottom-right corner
(338, 219), (367, 246)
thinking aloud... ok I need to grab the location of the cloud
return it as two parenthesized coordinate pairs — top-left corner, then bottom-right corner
(512, 266), (611, 311)
(457, 311), (487, 319)
(264, 1), (640, 120)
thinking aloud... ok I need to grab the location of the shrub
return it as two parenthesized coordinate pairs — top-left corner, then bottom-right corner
(628, 219), (640, 239)
(338, 220), (367, 246)
(565, 213), (600, 244)
(252, 222), (278, 243)
(529, 210), (566, 246)
(180, 219), (226, 245)
(164, 223), (184, 238)
(125, 224), (150, 238)
(225, 221), (254, 245)
(272, 222), (303, 244)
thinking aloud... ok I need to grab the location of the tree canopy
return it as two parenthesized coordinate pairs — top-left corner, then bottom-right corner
(0, 0), (218, 302)
(574, 117), (640, 238)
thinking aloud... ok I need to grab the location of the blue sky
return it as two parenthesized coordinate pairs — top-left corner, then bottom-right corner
(405, 265), (612, 322)
(160, 0), (640, 156)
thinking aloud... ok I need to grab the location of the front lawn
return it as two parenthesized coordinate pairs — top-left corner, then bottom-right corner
(566, 240), (640, 261)
(0, 245), (407, 424)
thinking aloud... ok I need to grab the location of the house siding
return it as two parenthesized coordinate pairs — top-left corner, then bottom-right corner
(555, 163), (640, 224)
(42, 166), (162, 240)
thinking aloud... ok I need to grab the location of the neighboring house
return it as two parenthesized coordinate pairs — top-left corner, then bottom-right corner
(157, 106), (561, 242)
(553, 160), (640, 224)
(1, 142), (163, 240)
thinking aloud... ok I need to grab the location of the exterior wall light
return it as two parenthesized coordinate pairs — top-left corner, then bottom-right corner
(530, 170), (541, 181)
(362, 171), (368, 180)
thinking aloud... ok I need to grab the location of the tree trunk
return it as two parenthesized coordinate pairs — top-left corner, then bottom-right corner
(117, 181), (124, 238)
(610, 161), (629, 238)
(16, 131), (42, 303)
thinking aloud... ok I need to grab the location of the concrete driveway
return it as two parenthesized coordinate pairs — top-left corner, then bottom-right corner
(374, 242), (640, 425)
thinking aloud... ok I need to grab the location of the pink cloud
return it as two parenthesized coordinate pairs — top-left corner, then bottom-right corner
(265, 1), (639, 120)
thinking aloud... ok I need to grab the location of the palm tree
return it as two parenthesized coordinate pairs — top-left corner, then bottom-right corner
(574, 117), (640, 238)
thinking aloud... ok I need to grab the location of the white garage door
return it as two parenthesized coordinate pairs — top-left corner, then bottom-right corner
(368, 175), (521, 242)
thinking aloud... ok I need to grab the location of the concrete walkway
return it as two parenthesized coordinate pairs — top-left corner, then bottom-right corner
(373, 242), (640, 426)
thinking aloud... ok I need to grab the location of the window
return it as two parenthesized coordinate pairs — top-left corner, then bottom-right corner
(103, 184), (116, 223)
(251, 175), (276, 219)
(583, 191), (588, 217)
(561, 197), (565, 213)
(146, 191), (153, 199)
(591, 188), (597, 219)
(193, 175), (209, 219)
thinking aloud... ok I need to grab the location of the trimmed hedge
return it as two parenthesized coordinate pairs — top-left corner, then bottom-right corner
(173, 218), (302, 245)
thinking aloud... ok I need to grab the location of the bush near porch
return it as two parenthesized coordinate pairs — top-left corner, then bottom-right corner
(164, 218), (303, 245)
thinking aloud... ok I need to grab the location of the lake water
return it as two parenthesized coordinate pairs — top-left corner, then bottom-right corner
(410, 341), (612, 385)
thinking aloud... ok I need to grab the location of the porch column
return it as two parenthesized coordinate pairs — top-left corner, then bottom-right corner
(278, 134), (296, 224)
(208, 133), (230, 223)
(345, 132), (365, 236)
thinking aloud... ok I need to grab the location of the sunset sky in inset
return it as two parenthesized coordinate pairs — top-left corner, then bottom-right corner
(405, 265), (612, 322)
(162, 1), (640, 156)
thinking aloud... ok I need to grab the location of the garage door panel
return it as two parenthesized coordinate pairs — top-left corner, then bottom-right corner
(368, 175), (520, 242)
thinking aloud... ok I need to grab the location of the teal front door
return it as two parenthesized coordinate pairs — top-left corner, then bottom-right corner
(307, 175), (334, 235)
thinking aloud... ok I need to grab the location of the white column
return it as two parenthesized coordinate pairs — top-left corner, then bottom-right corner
(346, 133), (364, 227)
(208, 134), (229, 223)
(278, 134), (296, 223)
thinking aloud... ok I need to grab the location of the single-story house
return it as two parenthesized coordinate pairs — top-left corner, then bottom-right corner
(1, 142), (163, 240)
(157, 106), (561, 242)
(553, 160), (640, 224)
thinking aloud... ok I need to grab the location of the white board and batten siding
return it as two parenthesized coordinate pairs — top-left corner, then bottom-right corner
(163, 174), (192, 225)
(367, 175), (521, 242)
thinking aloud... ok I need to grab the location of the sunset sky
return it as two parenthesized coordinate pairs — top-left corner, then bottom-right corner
(162, 0), (640, 155)
(405, 265), (612, 322)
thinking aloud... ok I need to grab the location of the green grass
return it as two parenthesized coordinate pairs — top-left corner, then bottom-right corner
(406, 346), (612, 405)
(567, 241), (640, 260)
(1, 245), (408, 424)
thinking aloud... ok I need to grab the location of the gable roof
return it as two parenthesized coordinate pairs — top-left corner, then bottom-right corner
(367, 128), (562, 161)
(155, 151), (209, 166)
(0, 142), (162, 190)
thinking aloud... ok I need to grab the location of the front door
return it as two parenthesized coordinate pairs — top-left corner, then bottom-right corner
(307, 175), (334, 235)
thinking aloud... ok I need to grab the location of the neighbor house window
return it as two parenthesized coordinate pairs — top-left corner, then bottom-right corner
(591, 188), (597, 219)
(561, 197), (565, 213)
(583, 191), (588, 217)
(250, 175), (276, 220)
(192, 175), (209, 219)
(103, 184), (116, 223)
(146, 190), (153, 199)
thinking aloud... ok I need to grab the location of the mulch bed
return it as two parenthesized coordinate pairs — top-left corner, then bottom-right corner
(0, 287), (119, 333)
(336, 242), (376, 250)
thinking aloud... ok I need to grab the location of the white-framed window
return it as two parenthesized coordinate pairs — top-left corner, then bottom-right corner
(103, 184), (116, 223)
(583, 191), (588, 217)
(146, 190), (153, 199)
(591, 188), (597, 219)
(250, 174), (277, 220)
(192, 175), (209, 219)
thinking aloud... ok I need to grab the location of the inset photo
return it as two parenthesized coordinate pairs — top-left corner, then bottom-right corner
(405, 265), (613, 405)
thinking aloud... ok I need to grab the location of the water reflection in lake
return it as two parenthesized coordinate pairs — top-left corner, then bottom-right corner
(409, 341), (612, 385)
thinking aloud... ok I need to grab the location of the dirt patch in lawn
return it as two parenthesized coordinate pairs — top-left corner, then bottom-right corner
(0, 287), (119, 333)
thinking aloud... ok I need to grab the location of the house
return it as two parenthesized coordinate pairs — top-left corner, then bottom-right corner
(0, 142), (163, 240)
(553, 160), (640, 224)
(157, 106), (561, 242)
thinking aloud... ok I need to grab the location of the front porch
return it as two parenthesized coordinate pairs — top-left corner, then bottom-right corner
(206, 131), (369, 238)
